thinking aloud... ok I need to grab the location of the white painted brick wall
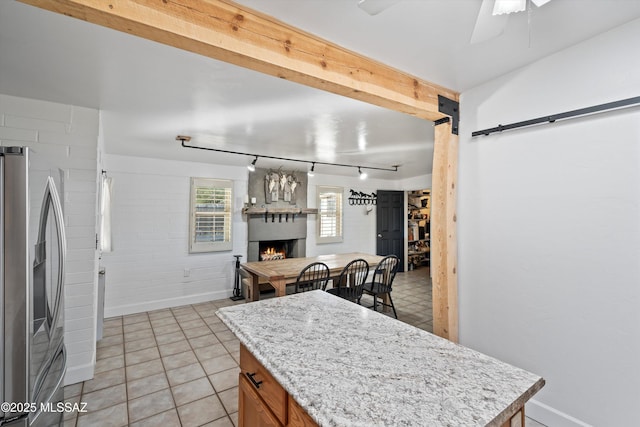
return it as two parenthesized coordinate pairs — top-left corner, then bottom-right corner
(0, 93), (99, 385)
(101, 154), (248, 317)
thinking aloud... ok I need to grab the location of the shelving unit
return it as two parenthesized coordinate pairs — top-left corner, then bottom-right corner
(407, 189), (430, 270)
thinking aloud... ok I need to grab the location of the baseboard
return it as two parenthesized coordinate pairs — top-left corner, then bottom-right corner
(527, 399), (593, 427)
(64, 361), (95, 386)
(104, 289), (231, 318)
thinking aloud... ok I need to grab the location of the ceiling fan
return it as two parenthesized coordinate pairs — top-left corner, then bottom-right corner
(357, 0), (554, 44)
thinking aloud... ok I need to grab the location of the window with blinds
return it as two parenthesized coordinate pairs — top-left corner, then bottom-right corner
(189, 178), (233, 253)
(317, 186), (343, 244)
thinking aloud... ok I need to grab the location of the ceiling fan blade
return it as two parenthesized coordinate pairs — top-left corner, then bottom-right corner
(357, 0), (401, 16)
(470, 0), (509, 44)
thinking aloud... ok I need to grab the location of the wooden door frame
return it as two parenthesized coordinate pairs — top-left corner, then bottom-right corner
(21, 0), (459, 342)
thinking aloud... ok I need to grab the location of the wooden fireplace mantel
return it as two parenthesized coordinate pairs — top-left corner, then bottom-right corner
(242, 207), (318, 215)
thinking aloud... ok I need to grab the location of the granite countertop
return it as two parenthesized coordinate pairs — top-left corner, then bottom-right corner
(216, 290), (544, 427)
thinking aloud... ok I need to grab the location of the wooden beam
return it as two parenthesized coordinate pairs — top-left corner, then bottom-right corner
(431, 120), (458, 342)
(19, 0), (457, 121)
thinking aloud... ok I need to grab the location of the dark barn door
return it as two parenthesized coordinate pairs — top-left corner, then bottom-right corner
(376, 190), (405, 271)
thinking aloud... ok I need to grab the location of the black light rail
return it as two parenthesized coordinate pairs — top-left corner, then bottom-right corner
(178, 137), (399, 173)
(472, 95), (640, 137)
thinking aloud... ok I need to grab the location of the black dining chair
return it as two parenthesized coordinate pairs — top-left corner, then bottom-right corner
(326, 258), (369, 303)
(294, 262), (330, 293)
(362, 255), (400, 318)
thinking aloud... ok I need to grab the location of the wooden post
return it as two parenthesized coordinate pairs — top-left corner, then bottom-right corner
(431, 120), (459, 342)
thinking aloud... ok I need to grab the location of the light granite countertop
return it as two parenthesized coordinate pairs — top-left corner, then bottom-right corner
(216, 290), (544, 427)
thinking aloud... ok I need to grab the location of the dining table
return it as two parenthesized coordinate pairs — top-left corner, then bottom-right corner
(240, 252), (385, 301)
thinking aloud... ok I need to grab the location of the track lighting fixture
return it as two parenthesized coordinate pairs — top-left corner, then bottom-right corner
(358, 167), (368, 180)
(178, 136), (399, 176)
(247, 156), (258, 172)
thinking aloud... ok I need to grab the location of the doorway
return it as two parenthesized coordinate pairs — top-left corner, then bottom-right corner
(407, 189), (430, 272)
(376, 190), (405, 271)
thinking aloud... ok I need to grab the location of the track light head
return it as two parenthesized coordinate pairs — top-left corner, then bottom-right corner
(358, 167), (368, 180)
(308, 162), (315, 177)
(247, 156), (258, 172)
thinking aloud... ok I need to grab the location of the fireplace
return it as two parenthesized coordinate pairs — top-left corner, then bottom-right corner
(259, 239), (298, 261)
(246, 167), (308, 262)
(247, 216), (306, 262)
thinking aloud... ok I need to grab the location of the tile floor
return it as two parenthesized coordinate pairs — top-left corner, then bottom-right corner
(63, 267), (545, 426)
(64, 297), (242, 427)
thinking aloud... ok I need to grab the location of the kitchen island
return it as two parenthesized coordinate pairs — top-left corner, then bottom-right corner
(216, 290), (544, 427)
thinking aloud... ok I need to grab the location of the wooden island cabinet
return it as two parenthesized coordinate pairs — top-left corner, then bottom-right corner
(239, 344), (317, 427)
(239, 374), (281, 427)
(239, 341), (525, 427)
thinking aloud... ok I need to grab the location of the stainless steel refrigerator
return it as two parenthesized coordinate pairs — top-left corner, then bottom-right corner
(1, 146), (66, 427)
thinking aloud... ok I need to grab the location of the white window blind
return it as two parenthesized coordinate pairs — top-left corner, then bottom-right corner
(317, 186), (343, 243)
(189, 178), (233, 253)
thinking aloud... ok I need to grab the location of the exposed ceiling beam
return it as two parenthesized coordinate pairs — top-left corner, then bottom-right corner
(19, 0), (458, 121)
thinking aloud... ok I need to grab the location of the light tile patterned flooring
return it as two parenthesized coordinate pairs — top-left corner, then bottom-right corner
(64, 298), (242, 427)
(64, 267), (545, 426)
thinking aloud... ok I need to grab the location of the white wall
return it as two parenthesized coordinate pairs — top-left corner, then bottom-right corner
(100, 154), (248, 317)
(0, 93), (100, 385)
(399, 173), (432, 191)
(306, 173), (402, 256)
(458, 18), (640, 427)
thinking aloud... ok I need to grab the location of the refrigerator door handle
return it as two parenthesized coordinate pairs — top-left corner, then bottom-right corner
(35, 177), (66, 334)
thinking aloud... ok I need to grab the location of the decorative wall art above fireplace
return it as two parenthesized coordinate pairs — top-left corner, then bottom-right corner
(264, 168), (302, 204)
(244, 167), (318, 219)
(248, 167), (307, 208)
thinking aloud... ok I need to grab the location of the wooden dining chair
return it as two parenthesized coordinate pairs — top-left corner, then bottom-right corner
(362, 255), (400, 318)
(294, 262), (330, 293)
(326, 258), (369, 303)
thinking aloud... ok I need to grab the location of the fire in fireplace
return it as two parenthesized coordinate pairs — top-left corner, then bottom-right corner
(259, 240), (295, 261)
(261, 247), (285, 261)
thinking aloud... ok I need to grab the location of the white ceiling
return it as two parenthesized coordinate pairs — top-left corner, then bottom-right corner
(1, 0), (639, 179)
